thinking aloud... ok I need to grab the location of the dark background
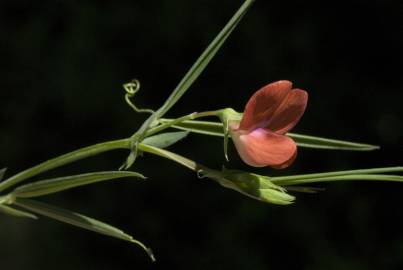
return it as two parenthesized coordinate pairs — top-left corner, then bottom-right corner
(1, 0), (402, 269)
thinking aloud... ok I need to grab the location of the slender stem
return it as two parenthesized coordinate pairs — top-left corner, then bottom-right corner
(138, 143), (209, 173)
(0, 139), (131, 193)
(146, 114), (197, 137)
(138, 144), (197, 171)
(146, 111), (219, 137)
(193, 111), (220, 118)
(0, 111), (218, 193)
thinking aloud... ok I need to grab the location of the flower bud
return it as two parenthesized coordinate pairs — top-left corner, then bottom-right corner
(199, 168), (295, 205)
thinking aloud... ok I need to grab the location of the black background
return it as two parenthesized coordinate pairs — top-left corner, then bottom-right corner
(1, 0), (402, 269)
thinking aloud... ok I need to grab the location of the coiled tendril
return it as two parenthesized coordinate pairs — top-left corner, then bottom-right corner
(123, 79), (154, 114)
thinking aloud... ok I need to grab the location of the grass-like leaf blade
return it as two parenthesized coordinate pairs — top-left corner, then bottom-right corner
(0, 139), (130, 193)
(287, 133), (379, 151)
(13, 198), (155, 261)
(0, 204), (38, 219)
(154, 0), (255, 119)
(275, 174), (403, 186)
(271, 167), (403, 185)
(12, 171), (145, 198)
(128, 0), (255, 151)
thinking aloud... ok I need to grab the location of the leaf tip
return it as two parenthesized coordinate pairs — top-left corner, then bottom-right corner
(0, 167), (7, 181)
(147, 248), (156, 262)
(129, 237), (156, 262)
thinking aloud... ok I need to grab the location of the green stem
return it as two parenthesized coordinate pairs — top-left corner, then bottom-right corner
(0, 139), (131, 193)
(138, 143), (199, 171)
(145, 111), (219, 137)
(0, 111), (218, 193)
(193, 111), (221, 118)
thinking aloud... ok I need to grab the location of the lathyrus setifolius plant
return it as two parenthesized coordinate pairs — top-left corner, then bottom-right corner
(0, 0), (402, 262)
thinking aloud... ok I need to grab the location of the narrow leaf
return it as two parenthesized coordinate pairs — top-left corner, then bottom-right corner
(276, 174), (403, 186)
(161, 119), (379, 151)
(0, 168), (7, 181)
(128, 0), (255, 153)
(0, 139), (130, 193)
(285, 186), (325, 193)
(287, 133), (379, 151)
(13, 198), (155, 261)
(12, 171), (145, 198)
(271, 167), (403, 184)
(155, 0), (255, 119)
(142, 131), (189, 149)
(0, 204), (38, 219)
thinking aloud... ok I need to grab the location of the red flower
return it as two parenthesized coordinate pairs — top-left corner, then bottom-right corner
(229, 80), (308, 169)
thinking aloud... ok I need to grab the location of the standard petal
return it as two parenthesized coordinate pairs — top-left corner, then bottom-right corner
(239, 80), (293, 131)
(266, 88), (308, 134)
(231, 128), (297, 168)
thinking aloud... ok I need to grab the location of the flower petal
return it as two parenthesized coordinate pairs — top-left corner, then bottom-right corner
(231, 127), (297, 168)
(239, 80), (293, 131)
(266, 88), (308, 134)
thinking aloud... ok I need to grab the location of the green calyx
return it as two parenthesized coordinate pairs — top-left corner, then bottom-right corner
(216, 108), (243, 161)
